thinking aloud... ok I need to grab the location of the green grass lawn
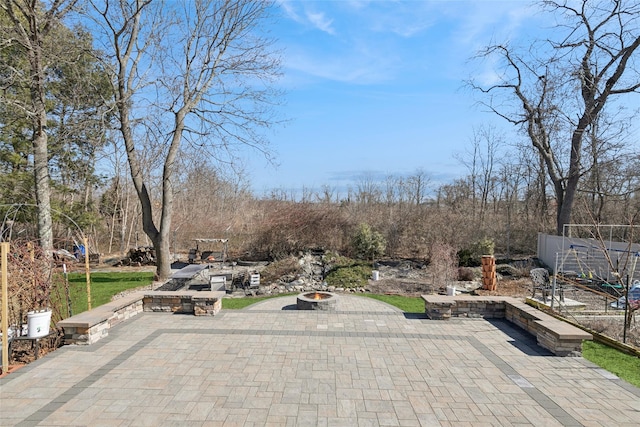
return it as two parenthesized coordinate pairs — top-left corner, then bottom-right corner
(359, 294), (424, 313)
(52, 272), (154, 317)
(582, 341), (640, 388)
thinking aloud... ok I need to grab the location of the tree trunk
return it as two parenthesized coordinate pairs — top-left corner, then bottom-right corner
(32, 128), (53, 254)
(152, 226), (172, 280)
(152, 110), (188, 280)
(29, 29), (53, 254)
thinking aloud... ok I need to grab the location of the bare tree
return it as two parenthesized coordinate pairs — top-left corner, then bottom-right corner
(471, 0), (640, 235)
(456, 126), (503, 225)
(404, 168), (431, 206)
(1, 0), (79, 253)
(316, 184), (337, 204)
(91, 0), (281, 278)
(355, 172), (382, 206)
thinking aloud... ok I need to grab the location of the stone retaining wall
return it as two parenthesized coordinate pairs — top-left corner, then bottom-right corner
(142, 291), (223, 316)
(422, 295), (592, 356)
(423, 296), (509, 320)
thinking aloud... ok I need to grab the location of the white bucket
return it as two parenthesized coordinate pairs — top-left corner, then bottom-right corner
(372, 270), (380, 281)
(27, 310), (52, 338)
(446, 285), (456, 296)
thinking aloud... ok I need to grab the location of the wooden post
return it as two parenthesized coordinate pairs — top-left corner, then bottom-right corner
(481, 255), (497, 291)
(28, 242), (35, 291)
(1, 242), (9, 372)
(84, 237), (91, 311)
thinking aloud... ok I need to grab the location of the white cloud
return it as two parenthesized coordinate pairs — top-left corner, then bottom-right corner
(277, 0), (301, 23)
(284, 49), (393, 85)
(306, 11), (335, 35)
(277, 1), (539, 86)
(278, 1), (336, 35)
(450, 2), (536, 49)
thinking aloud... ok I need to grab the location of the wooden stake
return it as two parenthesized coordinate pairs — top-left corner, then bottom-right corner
(84, 237), (91, 311)
(1, 242), (9, 371)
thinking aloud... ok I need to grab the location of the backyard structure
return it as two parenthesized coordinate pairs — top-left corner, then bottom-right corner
(536, 227), (640, 346)
(57, 263), (227, 346)
(537, 228), (640, 303)
(538, 227), (640, 283)
(296, 291), (338, 311)
(188, 238), (228, 264)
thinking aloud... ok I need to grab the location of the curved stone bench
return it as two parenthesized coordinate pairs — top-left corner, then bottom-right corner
(421, 295), (592, 356)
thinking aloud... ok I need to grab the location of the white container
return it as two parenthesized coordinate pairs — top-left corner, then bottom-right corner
(27, 310), (52, 338)
(249, 273), (260, 287)
(446, 285), (456, 296)
(372, 270), (380, 281)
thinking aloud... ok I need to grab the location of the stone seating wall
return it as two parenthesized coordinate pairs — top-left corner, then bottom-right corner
(57, 291), (224, 346)
(57, 293), (144, 345)
(142, 291), (223, 316)
(422, 295), (592, 356)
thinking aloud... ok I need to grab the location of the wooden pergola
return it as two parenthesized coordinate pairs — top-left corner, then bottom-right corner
(189, 238), (228, 263)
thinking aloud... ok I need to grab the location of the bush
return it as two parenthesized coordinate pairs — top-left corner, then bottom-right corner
(249, 203), (349, 259)
(475, 237), (495, 256)
(457, 237), (495, 267)
(457, 267), (475, 281)
(324, 255), (372, 288)
(457, 248), (477, 267)
(5, 240), (56, 325)
(352, 223), (386, 260)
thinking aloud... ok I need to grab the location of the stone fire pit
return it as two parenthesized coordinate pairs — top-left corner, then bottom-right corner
(296, 291), (338, 311)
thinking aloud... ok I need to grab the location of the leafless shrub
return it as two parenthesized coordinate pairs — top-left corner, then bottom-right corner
(584, 319), (609, 334)
(3, 240), (57, 332)
(579, 317), (639, 348)
(250, 203), (349, 259)
(429, 240), (458, 285)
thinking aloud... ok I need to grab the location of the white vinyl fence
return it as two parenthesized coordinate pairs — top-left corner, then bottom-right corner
(537, 232), (640, 284)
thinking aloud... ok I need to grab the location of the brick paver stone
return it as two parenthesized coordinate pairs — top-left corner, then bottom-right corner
(1, 295), (638, 426)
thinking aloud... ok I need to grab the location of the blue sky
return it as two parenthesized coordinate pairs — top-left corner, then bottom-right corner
(245, 0), (541, 196)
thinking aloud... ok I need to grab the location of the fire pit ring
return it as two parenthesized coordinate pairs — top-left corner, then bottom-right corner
(296, 291), (338, 311)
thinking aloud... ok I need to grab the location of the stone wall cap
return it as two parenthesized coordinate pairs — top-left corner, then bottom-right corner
(58, 292), (144, 328)
(58, 312), (109, 328)
(144, 290), (225, 298)
(421, 295), (517, 303)
(535, 319), (593, 340)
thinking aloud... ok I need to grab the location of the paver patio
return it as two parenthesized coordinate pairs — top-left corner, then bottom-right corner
(1, 295), (639, 426)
